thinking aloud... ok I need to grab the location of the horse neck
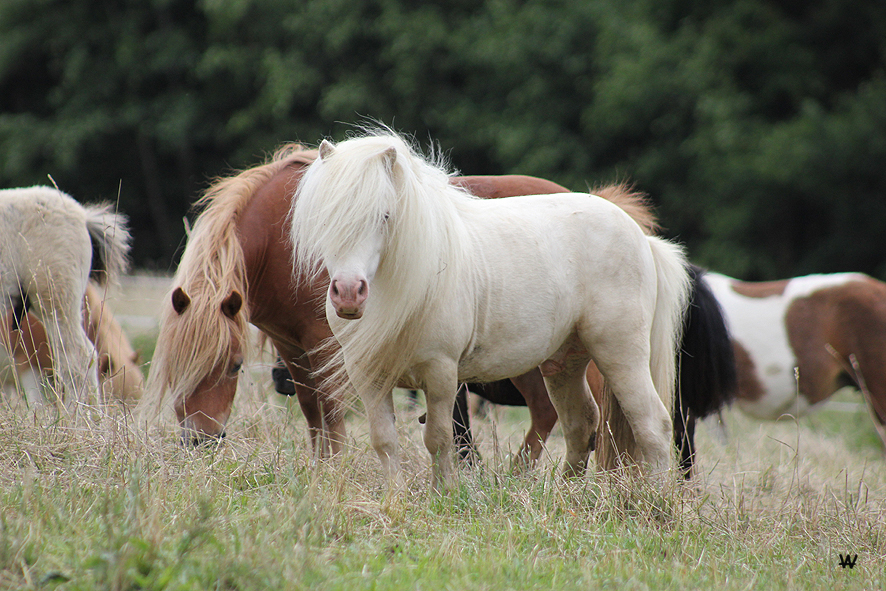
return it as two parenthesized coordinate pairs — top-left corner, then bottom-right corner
(384, 176), (471, 303)
(330, 180), (472, 395)
(142, 151), (318, 416)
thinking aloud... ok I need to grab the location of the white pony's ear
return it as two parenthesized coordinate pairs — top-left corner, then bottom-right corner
(380, 145), (397, 172)
(318, 139), (334, 160)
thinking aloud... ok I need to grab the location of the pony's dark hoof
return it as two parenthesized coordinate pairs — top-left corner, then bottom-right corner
(181, 431), (227, 448)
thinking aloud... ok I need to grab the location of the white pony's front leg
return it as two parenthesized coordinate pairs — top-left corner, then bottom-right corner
(418, 359), (459, 491)
(362, 385), (404, 490)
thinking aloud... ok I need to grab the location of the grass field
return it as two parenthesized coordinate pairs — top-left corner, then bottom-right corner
(0, 275), (884, 590)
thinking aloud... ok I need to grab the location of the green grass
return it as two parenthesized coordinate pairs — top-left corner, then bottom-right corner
(0, 375), (884, 591)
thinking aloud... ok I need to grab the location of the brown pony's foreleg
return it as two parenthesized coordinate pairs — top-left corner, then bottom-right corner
(277, 346), (346, 458)
(508, 369), (559, 468)
(452, 384), (479, 464)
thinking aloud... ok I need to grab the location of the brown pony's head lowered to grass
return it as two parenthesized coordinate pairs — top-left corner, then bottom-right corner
(142, 145), (319, 445)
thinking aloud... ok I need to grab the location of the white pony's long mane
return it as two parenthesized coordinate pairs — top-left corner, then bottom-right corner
(291, 130), (475, 395)
(141, 144), (317, 418)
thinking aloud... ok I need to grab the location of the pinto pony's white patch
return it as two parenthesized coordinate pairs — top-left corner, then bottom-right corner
(289, 128), (691, 487)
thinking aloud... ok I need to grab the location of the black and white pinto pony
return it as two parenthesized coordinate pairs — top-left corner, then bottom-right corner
(0, 186), (130, 410)
(290, 130), (691, 490)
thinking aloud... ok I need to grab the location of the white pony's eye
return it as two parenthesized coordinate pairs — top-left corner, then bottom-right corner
(383, 212), (390, 223)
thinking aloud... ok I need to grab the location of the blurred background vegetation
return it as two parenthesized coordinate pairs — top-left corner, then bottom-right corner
(1, 0), (884, 280)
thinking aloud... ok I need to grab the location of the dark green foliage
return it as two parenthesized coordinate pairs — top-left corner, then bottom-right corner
(1, 0), (884, 278)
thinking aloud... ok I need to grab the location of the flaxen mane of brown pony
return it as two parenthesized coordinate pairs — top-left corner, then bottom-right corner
(141, 145), (317, 427)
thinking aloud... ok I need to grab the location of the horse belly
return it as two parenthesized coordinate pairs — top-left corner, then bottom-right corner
(455, 280), (575, 383)
(457, 335), (564, 384)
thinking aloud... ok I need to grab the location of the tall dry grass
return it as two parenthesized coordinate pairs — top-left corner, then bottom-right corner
(0, 366), (883, 590)
(0, 271), (883, 589)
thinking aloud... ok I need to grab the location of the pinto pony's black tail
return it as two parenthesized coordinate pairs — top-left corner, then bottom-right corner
(674, 264), (737, 477)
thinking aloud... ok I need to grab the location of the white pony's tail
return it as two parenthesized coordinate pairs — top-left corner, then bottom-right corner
(84, 204), (132, 285)
(645, 236), (691, 415)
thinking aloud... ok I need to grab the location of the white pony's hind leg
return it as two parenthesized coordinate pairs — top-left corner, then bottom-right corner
(594, 358), (672, 475)
(541, 355), (598, 476)
(581, 290), (676, 477)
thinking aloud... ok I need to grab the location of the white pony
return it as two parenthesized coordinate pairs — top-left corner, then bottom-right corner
(0, 186), (131, 410)
(290, 131), (690, 489)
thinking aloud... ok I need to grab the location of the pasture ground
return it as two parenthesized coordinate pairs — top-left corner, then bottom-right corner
(0, 274), (884, 590)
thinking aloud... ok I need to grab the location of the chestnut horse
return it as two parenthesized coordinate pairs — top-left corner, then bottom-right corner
(704, 271), (886, 447)
(1, 281), (144, 404)
(144, 145), (734, 477)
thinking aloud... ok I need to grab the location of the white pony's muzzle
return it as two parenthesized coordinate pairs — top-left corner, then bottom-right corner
(329, 276), (369, 319)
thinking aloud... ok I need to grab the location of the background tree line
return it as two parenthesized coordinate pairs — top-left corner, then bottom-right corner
(1, 0), (884, 280)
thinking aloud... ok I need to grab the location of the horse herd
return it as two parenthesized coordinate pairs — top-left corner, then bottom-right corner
(3, 129), (885, 489)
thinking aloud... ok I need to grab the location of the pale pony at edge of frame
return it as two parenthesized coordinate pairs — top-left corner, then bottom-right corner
(0, 185), (131, 410)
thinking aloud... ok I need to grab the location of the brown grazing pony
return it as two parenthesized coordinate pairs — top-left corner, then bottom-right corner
(144, 146), (734, 476)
